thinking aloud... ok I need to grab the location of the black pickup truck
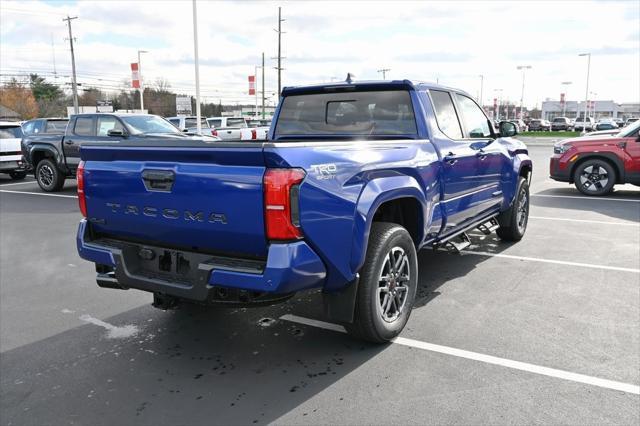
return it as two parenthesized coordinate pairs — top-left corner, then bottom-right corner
(22, 113), (218, 191)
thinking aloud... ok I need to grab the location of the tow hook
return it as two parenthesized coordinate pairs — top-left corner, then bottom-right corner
(152, 293), (180, 310)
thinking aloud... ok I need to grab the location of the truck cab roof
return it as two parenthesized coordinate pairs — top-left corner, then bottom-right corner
(281, 79), (470, 97)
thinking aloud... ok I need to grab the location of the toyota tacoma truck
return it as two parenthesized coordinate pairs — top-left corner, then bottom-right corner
(22, 113), (218, 192)
(76, 80), (532, 343)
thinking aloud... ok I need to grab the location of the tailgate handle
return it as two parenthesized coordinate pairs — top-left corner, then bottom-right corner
(142, 169), (175, 192)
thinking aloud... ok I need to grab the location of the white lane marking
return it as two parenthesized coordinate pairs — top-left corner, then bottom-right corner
(79, 314), (139, 339)
(0, 189), (77, 198)
(529, 216), (639, 227)
(280, 314), (640, 395)
(532, 194), (640, 203)
(462, 251), (639, 273)
(0, 179), (36, 187)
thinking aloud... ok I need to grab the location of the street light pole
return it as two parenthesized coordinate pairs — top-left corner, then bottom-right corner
(578, 53), (591, 132)
(494, 88), (503, 120)
(516, 65), (532, 119)
(561, 81), (572, 117)
(192, 0), (202, 135)
(137, 50), (148, 112)
(478, 74), (484, 105)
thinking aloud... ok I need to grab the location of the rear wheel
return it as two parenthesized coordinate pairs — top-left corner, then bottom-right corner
(9, 171), (27, 180)
(497, 177), (530, 242)
(346, 222), (418, 343)
(36, 158), (65, 192)
(573, 159), (615, 196)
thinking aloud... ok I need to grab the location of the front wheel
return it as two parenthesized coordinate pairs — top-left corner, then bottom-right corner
(9, 171), (27, 180)
(497, 177), (530, 241)
(573, 159), (615, 196)
(346, 222), (418, 343)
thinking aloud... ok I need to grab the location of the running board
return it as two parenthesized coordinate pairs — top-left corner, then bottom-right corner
(432, 214), (500, 253)
(477, 218), (500, 235)
(444, 232), (471, 253)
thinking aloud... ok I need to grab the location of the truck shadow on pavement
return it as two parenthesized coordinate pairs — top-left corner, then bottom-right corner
(0, 295), (388, 426)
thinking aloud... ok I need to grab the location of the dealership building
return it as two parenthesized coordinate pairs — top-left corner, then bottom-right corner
(541, 100), (639, 121)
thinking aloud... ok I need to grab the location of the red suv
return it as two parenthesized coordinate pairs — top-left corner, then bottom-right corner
(550, 121), (640, 195)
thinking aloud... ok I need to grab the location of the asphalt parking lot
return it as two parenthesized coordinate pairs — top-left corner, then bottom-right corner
(1, 143), (639, 425)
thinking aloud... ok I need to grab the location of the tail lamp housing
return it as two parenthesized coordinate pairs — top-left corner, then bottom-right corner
(77, 160), (87, 217)
(263, 168), (305, 241)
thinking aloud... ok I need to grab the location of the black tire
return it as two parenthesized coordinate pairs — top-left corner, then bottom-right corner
(9, 171), (27, 180)
(345, 222), (418, 343)
(496, 177), (529, 242)
(573, 159), (616, 196)
(35, 158), (65, 192)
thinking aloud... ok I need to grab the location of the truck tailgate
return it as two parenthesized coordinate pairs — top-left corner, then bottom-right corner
(81, 144), (268, 258)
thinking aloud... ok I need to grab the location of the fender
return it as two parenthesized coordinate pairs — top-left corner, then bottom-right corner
(349, 175), (427, 276)
(568, 152), (625, 183)
(28, 144), (67, 173)
(503, 153), (533, 209)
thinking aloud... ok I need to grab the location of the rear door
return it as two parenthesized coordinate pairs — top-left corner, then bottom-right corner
(453, 93), (504, 216)
(427, 89), (485, 233)
(63, 116), (95, 170)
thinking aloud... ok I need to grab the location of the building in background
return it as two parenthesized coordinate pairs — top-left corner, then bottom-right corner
(541, 100), (639, 121)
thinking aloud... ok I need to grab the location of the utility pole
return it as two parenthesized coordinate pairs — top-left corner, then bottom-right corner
(137, 50), (148, 112)
(63, 15), (79, 115)
(478, 74), (484, 106)
(377, 68), (390, 79)
(261, 52), (265, 119)
(579, 53), (591, 131)
(192, 0), (202, 135)
(51, 33), (57, 78)
(516, 65), (532, 119)
(561, 81), (572, 117)
(274, 7), (285, 97)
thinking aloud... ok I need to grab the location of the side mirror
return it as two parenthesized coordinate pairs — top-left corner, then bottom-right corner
(499, 121), (518, 138)
(107, 129), (125, 137)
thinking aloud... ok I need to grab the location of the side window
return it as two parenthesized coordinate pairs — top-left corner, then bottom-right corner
(22, 121), (36, 135)
(429, 90), (463, 139)
(168, 118), (181, 127)
(73, 117), (94, 136)
(97, 116), (124, 136)
(208, 119), (222, 128)
(455, 94), (491, 138)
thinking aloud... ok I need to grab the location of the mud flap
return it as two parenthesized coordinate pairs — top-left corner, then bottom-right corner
(322, 274), (359, 324)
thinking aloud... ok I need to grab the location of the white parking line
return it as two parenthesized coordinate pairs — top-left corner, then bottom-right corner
(529, 216), (639, 227)
(0, 189), (77, 199)
(462, 251), (639, 273)
(280, 314), (640, 395)
(0, 179), (36, 187)
(532, 194), (640, 203)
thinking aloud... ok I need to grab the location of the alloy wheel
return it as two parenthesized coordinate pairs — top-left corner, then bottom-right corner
(377, 247), (410, 323)
(579, 164), (608, 192)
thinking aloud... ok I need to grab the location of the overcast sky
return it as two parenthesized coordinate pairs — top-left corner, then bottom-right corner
(1, 0), (638, 107)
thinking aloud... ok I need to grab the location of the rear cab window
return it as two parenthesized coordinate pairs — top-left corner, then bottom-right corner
(274, 90), (417, 139)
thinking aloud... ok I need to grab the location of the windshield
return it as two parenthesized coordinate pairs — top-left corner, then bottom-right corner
(121, 115), (182, 134)
(226, 118), (247, 128)
(0, 126), (23, 138)
(616, 120), (640, 137)
(275, 90), (417, 139)
(553, 118), (566, 123)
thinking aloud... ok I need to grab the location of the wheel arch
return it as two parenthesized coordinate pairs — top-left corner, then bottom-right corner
(569, 153), (623, 184)
(349, 175), (427, 276)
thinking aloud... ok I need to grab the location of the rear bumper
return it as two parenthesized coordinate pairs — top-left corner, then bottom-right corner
(76, 219), (326, 302)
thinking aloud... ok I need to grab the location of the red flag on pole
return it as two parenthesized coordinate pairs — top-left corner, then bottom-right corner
(248, 75), (256, 95)
(131, 63), (140, 89)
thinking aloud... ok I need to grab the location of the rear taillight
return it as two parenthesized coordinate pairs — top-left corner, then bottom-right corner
(211, 129), (218, 137)
(77, 160), (87, 217)
(251, 129), (257, 140)
(264, 168), (305, 241)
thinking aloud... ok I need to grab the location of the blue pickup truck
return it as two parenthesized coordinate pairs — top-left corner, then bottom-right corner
(76, 80), (532, 343)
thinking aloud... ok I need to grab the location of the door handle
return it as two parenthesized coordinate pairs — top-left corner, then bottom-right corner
(444, 152), (458, 165)
(64, 140), (74, 145)
(476, 149), (487, 160)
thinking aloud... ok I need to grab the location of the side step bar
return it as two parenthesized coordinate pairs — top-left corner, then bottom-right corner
(434, 215), (500, 254)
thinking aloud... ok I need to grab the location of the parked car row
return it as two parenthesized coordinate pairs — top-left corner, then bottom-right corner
(165, 115), (271, 141)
